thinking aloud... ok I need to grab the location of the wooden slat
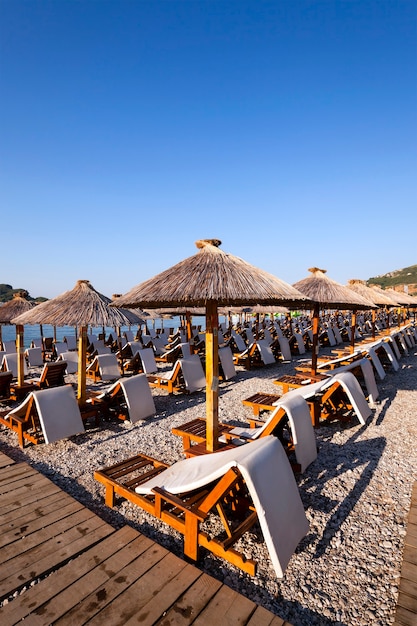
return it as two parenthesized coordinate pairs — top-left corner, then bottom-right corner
(394, 482), (417, 626)
(0, 451), (15, 468)
(0, 460), (291, 625)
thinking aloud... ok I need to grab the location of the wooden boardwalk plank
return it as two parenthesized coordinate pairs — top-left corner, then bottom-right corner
(191, 584), (259, 625)
(0, 451), (15, 468)
(57, 548), (188, 625)
(394, 482), (417, 626)
(0, 526), (138, 626)
(0, 461), (291, 626)
(153, 573), (223, 625)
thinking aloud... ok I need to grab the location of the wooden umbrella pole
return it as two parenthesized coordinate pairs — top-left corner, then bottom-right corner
(77, 325), (87, 405)
(350, 311), (356, 353)
(310, 304), (319, 376)
(205, 300), (219, 452)
(17, 324), (25, 387)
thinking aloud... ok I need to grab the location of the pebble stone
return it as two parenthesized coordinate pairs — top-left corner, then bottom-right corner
(0, 340), (416, 626)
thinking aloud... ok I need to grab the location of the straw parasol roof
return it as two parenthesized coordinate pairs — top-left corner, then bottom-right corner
(13, 280), (144, 327)
(293, 268), (375, 375)
(383, 288), (417, 306)
(293, 268), (375, 310)
(347, 279), (396, 307)
(366, 284), (400, 306)
(111, 239), (313, 451)
(0, 291), (38, 324)
(13, 280), (145, 403)
(112, 239), (313, 310)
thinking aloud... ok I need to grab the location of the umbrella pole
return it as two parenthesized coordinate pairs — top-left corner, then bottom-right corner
(17, 324), (25, 387)
(311, 304), (319, 376)
(350, 311), (356, 353)
(205, 301), (219, 452)
(77, 325), (87, 405)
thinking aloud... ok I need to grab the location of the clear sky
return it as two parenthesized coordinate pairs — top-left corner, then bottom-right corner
(1, 0), (416, 299)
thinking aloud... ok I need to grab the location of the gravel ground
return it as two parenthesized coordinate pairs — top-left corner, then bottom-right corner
(0, 342), (416, 626)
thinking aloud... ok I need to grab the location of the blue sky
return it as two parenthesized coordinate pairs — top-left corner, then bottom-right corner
(1, 0), (416, 299)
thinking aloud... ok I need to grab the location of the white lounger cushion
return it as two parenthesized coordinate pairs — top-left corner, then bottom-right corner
(58, 351), (79, 374)
(256, 339), (276, 365)
(136, 435), (309, 579)
(119, 374), (156, 422)
(229, 394), (317, 473)
(94, 354), (120, 381)
(219, 346), (236, 380)
(327, 357), (379, 407)
(179, 355), (206, 392)
(9, 386), (85, 444)
(138, 348), (158, 374)
(1, 353), (28, 378)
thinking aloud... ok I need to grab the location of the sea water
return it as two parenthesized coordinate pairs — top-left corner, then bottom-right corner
(0, 316), (212, 348)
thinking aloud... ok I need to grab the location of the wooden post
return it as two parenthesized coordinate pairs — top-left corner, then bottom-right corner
(205, 301), (219, 452)
(16, 324), (25, 387)
(77, 325), (87, 405)
(310, 304), (320, 376)
(350, 311), (356, 353)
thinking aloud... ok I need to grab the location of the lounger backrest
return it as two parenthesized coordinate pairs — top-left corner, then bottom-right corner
(0, 371), (13, 397)
(2, 353), (28, 378)
(97, 354), (120, 380)
(138, 348), (158, 374)
(219, 346), (236, 380)
(256, 340), (276, 365)
(3, 340), (16, 354)
(119, 374), (156, 422)
(32, 386), (85, 444)
(277, 336), (292, 361)
(293, 332), (306, 354)
(231, 330), (247, 352)
(179, 355), (206, 392)
(58, 352), (78, 374)
(64, 335), (77, 351)
(25, 347), (44, 367)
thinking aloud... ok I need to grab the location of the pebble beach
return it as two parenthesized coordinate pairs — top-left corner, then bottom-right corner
(0, 343), (416, 626)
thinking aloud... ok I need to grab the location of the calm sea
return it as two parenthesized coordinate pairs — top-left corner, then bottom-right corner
(0, 316), (216, 348)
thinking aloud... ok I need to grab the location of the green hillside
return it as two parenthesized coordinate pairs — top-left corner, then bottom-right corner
(0, 284), (48, 303)
(367, 264), (417, 293)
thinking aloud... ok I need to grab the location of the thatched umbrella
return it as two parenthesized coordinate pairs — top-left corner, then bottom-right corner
(347, 279), (397, 339)
(0, 291), (38, 386)
(12, 280), (143, 404)
(293, 268), (375, 375)
(111, 238), (313, 451)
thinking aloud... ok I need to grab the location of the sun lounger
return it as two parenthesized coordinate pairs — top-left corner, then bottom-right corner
(96, 374), (156, 423)
(0, 385), (85, 448)
(25, 347), (44, 367)
(1, 353), (28, 379)
(94, 435), (309, 578)
(63, 335), (78, 351)
(147, 355), (205, 394)
(2, 340), (16, 354)
(57, 351), (78, 374)
(218, 345), (237, 380)
(0, 371), (13, 399)
(87, 353), (121, 382)
(30, 360), (68, 389)
(173, 394), (317, 473)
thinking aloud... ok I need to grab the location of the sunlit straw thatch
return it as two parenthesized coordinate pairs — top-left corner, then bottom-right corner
(12, 280), (144, 327)
(111, 239), (312, 309)
(347, 279), (397, 307)
(0, 291), (38, 323)
(293, 267), (375, 309)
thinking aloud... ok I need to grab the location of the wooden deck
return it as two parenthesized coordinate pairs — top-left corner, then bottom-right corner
(0, 450), (290, 625)
(393, 481), (417, 626)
